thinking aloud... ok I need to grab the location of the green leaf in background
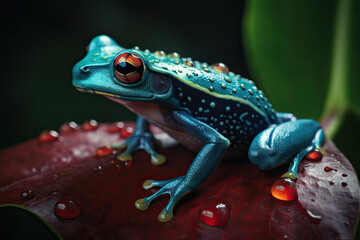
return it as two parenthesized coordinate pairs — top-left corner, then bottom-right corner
(243, 0), (360, 175)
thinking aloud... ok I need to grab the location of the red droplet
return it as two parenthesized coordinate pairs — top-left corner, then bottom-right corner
(38, 130), (59, 143)
(342, 182), (348, 187)
(120, 127), (133, 138)
(107, 122), (125, 133)
(329, 181), (334, 185)
(342, 173), (348, 177)
(199, 199), (231, 227)
(324, 166), (334, 172)
(311, 199), (315, 202)
(305, 149), (323, 161)
(271, 178), (298, 201)
(95, 146), (114, 157)
(124, 161), (132, 167)
(54, 198), (82, 219)
(82, 120), (98, 131)
(21, 190), (35, 200)
(59, 121), (79, 134)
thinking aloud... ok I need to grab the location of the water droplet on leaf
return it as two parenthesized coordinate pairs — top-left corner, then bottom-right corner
(59, 121), (79, 133)
(305, 149), (323, 161)
(54, 198), (82, 219)
(38, 130), (59, 143)
(271, 178), (298, 201)
(120, 127), (133, 138)
(81, 120), (98, 131)
(199, 199), (231, 227)
(22, 190), (35, 200)
(95, 146), (114, 157)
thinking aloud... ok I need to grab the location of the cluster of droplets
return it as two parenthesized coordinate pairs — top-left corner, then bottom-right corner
(271, 148), (324, 202)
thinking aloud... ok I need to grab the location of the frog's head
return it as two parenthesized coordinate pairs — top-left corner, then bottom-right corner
(72, 35), (173, 103)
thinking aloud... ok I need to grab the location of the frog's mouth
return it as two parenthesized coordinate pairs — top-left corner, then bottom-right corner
(75, 86), (120, 98)
(74, 86), (154, 100)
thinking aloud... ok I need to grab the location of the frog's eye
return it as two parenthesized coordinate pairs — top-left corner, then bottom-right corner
(113, 53), (144, 84)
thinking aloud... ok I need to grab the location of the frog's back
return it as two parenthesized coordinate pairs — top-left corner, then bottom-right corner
(141, 52), (278, 151)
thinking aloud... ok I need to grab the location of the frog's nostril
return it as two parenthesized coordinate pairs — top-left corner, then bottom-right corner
(82, 66), (89, 72)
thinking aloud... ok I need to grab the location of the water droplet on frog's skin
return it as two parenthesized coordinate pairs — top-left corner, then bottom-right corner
(342, 182), (348, 187)
(106, 122), (125, 133)
(210, 63), (229, 74)
(22, 190), (35, 200)
(305, 149), (323, 161)
(199, 199), (231, 227)
(271, 178), (298, 201)
(38, 130), (59, 143)
(54, 198), (82, 219)
(81, 120), (98, 131)
(342, 173), (348, 177)
(120, 127), (133, 138)
(59, 121), (79, 134)
(95, 146), (114, 157)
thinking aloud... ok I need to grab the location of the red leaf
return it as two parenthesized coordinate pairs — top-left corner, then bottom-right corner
(0, 122), (358, 239)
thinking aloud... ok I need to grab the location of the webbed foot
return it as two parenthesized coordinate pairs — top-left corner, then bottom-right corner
(111, 132), (166, 165)
(135, 176), (191, 222)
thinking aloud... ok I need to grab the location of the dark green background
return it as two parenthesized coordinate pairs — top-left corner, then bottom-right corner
(0, 0), (248, 148)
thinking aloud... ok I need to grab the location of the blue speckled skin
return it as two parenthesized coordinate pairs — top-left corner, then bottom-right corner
(72, 35), (324, 222)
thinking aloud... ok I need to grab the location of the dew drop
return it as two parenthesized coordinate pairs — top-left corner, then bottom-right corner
(22, 190), (35, 200)
(305, 149), (323, 161)
(210, 63), (229, 74)
(54, 198), (82, 219)
(271, 178), (298, 201)
(342, 182), (347, 187)
(59, 121), (79, 134)
(107, 122), (125, 133)
(38, 130), (59, 143)
(81, 120), (98, 131)
(324, 166), (334, 172)
(95, 146), (114, 157)
(199, 199), (231, 227)
(329, 181), (334, 185)
(120, 127), (134, 138)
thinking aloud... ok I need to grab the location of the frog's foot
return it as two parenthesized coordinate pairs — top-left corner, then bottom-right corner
(111, 132), (166, 166)
(135, 176), (191, 222)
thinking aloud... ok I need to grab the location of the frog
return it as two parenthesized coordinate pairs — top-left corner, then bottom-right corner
(72, 35), (325, 222)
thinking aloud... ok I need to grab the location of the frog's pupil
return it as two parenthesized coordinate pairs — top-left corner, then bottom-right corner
(113, 53), (144, 84)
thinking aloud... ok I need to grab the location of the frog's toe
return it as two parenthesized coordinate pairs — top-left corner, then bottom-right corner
(142, 178), (174, 190)
(117, 152), (133, 162)
(150, 153), (166, 166)
(136, 177), (191, 222)
(158, 207), (174, 222)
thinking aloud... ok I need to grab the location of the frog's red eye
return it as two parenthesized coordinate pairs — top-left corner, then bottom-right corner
(113, 53), (144, 84)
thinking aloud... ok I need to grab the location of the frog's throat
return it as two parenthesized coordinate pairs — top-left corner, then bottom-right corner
(75, 86), (153, 100)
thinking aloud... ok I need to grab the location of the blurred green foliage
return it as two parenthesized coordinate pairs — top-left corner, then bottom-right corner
(244, 0), (360, 175)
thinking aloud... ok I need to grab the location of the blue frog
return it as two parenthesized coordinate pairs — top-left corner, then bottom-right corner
(72, 35), (324, 222)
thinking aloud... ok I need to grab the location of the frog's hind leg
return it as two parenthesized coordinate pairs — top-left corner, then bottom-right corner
(112, 116), (166, 166)
(248, 119), (325, 180)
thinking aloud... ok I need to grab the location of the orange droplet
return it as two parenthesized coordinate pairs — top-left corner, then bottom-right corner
(38, 130), (59, 143)
(82, 120), (98, 131)
(199, 199), (231, 227)
(271, 178), (298, 201)
(210, 63), (229, 74)
(305, 149), (322, 161)
(95, 146), (114, 157)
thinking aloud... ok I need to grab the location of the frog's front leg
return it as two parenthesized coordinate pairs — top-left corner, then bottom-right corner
(112, 116), (166, 166)
(248, 118), (325, 180)
(135, 110), (230, 222)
